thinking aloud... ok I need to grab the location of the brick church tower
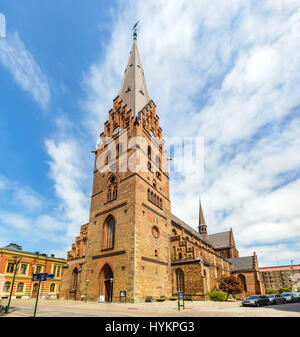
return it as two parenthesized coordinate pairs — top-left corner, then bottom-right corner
(82, 29), (172, 303)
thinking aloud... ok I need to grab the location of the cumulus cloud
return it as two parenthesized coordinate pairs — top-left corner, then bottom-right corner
(80, 0), (300, 266)
(0, 31), (50, 109)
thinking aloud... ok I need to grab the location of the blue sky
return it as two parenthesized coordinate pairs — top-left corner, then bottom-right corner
(0, 0), (300, 267)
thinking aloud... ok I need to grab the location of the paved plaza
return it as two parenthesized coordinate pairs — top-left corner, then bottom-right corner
(1, 299), (300, 317)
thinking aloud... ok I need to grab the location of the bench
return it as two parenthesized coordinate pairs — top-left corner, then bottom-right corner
(183, 294), (193, 301)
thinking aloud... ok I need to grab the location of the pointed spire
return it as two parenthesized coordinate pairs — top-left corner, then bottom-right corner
(198, 198), (207, 236)
(118, 25), (150, 118)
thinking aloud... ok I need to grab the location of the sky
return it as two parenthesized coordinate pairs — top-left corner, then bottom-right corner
(0, 0), (300, 267)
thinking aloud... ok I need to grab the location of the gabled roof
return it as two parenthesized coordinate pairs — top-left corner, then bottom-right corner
(206, 231), (231, 249)
(118, 38), (150, 118)
(1, 243), (65, 260)
(228, 256), (255, 272)
(2, 243), (22, 251)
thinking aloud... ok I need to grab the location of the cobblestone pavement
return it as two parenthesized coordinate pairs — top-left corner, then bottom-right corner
(1, 299), (300, 317)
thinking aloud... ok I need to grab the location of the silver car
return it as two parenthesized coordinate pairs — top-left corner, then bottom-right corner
(281, 292), (298, 303)
(292, 292), (300, 302)
(266, 294), (286, 305)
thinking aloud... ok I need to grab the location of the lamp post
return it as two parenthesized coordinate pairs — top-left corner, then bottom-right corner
(5, 256), (22, 313)
(110, 278), (113, 303)
(85, 279), (90, 302)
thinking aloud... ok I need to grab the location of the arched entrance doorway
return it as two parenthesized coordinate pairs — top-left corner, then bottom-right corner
(99, 264), (114, 302)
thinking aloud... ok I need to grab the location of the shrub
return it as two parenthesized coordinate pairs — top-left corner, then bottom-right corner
(169, 296), (177, 301)
(232, 294), (237, 299)
(156, 297), (166, 302)
(266, 289), (279, 295)
(279, 287), (292, 294)
(217, 275), (243, 296)
(145, 296), (153, 302)
(207, 290), (227, 302)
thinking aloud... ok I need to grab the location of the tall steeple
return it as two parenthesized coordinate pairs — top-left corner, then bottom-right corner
(198, 199), (207, 236)
(118, 26), (150, 118)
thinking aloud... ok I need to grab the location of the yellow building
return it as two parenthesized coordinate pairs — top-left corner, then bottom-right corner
(0, 243), (66, 299)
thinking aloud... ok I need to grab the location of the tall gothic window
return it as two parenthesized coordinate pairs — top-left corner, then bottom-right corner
(176, 269), (185, 292)
(106, 175), (118, 202)
(72, 268), (78, 290)
(104, 216), (115, 250)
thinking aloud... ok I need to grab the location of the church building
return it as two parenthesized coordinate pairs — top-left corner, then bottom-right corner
(59, 29), (265, 303)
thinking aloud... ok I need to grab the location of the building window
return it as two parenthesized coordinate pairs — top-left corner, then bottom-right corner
(53, 265), (57, 276)
(72, 268), (79, 291)
(16, 283), (24, 293)
(238, 274), (247, 292)
(176, 269), (185, 292)
(19, 264), (27, 274)
(50, 284), (55, 293)
(6, 262), (15, 273)
(152, 226), (160, 239)
(104, 216), (115, 250)
(57, 266), (61, 277)
(147, 189), (163, 209)
(36, 265), (42, 273)
(106, 175), (118, 202)
(3, 282), (11, 292)
(148, 145), (151, 161)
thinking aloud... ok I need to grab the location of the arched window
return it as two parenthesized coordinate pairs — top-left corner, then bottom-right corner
(147, 146), (151, 160)
(16, 282), (24, 292)
(104, 151), (111, 165)
(72, 268), (79, 290)
(106, 175), (118, 202)
(176, 269), (184, 292)
(3, 282), (10, 292)
(238, 274), (247, 292)
(172, 229), (177, 236)
(104, 216), (115, 250)
(116, 143), (123, 158)
(50, 284), (56, 292)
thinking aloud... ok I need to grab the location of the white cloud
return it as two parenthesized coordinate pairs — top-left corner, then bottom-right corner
(79, 0), (300, 267)
(45, 137), (90, 240)
(0, 32), (50, 109)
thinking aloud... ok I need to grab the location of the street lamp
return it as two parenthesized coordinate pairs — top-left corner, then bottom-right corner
(85, 279), (90, 302)
(110, 278), (113, 303)
(5, 256), (22, 313)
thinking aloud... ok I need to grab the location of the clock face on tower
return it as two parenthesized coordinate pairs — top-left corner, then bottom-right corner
(112, 126), (120, 136)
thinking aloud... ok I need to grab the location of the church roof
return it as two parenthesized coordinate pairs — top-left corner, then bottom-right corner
(228, 256), (255, 271)
(199, 201), (206, 225)
(171, 213), (234, 251)
(118, 36), (150, 118)
(206, 231), (232, 249)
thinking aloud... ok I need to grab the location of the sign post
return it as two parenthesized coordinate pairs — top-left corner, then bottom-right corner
(120, 291), (127, 303)
(32, 273), (54, 317)
(178, 291), (184, 311)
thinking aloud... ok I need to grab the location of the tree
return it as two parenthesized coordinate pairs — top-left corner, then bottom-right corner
(217, 275), (244, 300)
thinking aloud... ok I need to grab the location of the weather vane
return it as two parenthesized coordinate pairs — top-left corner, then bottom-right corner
(132, 21), (139, 40)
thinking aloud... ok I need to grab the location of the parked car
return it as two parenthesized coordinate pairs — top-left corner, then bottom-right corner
(266, 294), (286, 305)
(292, 292), (300, 302)
(242, 295), (270, 307)
(281, 292), (298, 303)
